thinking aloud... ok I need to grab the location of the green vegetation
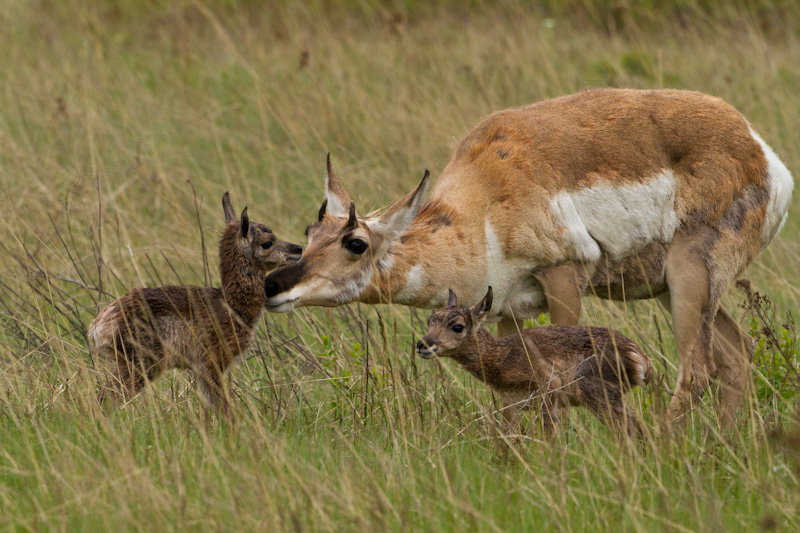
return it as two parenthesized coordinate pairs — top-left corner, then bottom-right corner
(1, 1), (799, 530)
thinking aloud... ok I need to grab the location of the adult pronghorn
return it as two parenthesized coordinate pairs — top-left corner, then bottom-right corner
(265, 88), (793, 425)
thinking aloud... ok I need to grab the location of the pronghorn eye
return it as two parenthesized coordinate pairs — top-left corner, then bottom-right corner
(261, 241), (273, 250)
(452, 324), (464, 333)
(345, 238), (368, 255)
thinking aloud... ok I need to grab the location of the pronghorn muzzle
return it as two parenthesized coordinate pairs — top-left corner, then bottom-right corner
(263, 261), (307, 310)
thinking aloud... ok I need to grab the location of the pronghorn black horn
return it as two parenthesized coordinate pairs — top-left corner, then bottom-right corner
(346, 201), (357, 228)
(318, 198), (328, 221)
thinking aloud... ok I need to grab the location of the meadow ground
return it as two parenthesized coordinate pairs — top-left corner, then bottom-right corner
(1, 1), (799, 530)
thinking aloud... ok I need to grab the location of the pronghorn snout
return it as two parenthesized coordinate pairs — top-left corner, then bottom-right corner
(416, 338), (438, 358)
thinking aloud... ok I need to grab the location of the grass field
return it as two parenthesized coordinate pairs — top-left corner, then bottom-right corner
(1, 1), (799, 530)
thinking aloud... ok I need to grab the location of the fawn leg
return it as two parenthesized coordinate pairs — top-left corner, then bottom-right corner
(196, 363), (233, 423)
(579, 379), (639, 440)
(101, 348), (161, 404)
(535, 394), (560, 438)
(500, 396), (521, 436)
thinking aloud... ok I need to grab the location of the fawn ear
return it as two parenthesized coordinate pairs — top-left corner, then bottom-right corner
(447, 289), (458, 307)
(470, 286), (493, 323)
(240, 207), (250, 239)
(325, 153), (352, 218)
(222, 192), (236, 225)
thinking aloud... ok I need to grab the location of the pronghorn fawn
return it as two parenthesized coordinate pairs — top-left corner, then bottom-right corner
(264, 89), (793, 426)
(417, 287), (653, 439)
(89, 193), (303, 421)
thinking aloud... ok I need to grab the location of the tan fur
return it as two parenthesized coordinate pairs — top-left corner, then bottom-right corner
(89, 193), (303, 421)
(417, 288), (653, 439)
(264, 88), (793, 425)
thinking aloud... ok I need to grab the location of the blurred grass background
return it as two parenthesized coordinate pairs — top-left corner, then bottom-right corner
(0, 0), (799, 530)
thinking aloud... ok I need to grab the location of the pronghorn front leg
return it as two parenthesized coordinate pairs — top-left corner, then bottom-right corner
(534, 262), (587, 326)
(497, 317), (522, 338)
(660, 234), (718, 425)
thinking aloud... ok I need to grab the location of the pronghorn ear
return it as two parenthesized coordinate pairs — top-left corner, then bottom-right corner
(222, 192), (236, 225)
(325, 153), (352, 218)
(240, 207), (250, 239)
(376, 169), (430, 240)
(470, 286), (493, 323)
(447, 289), (458, 307)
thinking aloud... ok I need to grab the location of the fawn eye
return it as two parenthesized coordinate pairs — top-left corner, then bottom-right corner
(345, 238), (368, 255)
(261, 241), (273, 250)
(451, 324), (464, 333)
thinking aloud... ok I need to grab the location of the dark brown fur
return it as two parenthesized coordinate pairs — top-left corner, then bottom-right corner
(88, 193), (302, 420)
(417, 288), (653, 438)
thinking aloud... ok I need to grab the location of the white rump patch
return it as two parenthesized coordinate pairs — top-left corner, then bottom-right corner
(87, 303), (119, 351)
(749, 127), (794, 248)
(551, 171), (680, 260)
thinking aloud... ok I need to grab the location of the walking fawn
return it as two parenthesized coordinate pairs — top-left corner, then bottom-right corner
(416, 287), (653, 438)
(89, 192), (303, 420)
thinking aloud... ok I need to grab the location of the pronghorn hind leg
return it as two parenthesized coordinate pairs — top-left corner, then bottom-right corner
(657, 296), (755, 427)
(534, 262), (587, 326)
(660, 236), (718, 425)
(709, 305), (754, 426)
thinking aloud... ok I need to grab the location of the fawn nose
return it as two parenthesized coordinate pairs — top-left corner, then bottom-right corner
(416, 340), (425, 352)
(289, 244), (303, 255)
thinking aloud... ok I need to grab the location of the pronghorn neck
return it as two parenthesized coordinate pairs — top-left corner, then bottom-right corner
(358, 200), (471, 307)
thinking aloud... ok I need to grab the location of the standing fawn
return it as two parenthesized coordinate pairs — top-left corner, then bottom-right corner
(88, 192), (303, 420)
(265, 89), (793, 426)
(416, 287), (653, 438)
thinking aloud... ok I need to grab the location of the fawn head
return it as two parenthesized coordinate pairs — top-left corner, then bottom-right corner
(221, 192), (303, 275)
(416, 287), (493, 359)
(263, 154), (430, 311)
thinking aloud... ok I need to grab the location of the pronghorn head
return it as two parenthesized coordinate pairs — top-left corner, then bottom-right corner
(416, 287), (493, 359)
(263, 154), (430, 312)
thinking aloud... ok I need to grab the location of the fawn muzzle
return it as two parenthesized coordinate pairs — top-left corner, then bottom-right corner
(416, 338), (438, 358)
